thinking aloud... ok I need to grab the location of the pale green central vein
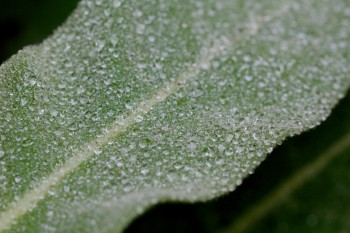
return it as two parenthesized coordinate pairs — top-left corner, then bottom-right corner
(220, 132), (350, 233)
(0, 3), (292, 231)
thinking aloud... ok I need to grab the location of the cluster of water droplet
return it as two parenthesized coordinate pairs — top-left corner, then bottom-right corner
(1, 0), (350, 232)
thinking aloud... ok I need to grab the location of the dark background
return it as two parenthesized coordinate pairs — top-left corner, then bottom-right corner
(0, 0), (79, 63)
(1, 1), (349, 233)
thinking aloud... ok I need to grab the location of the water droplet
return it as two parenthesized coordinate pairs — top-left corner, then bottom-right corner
(245, 75), (253, 82)
(215, 159), (224, 165)
(148, 36), (155, 43)
(123, 184), (133, 193)
(125, 103), (133, 110)
(5, 113), (12, 121)
(332, 83), (341, 90)
(225, 149), (234, 156)
(15, 177), (21, 183)
(95, 40), (105, 52)
(139, 141), (147, 149)
(20, 98), (28, 106)
(46, 211), (54, 218)
(50, 110), (58, 117)
(136, 24), (145, 34)
(174, 162), (183, 170)
(187, 142), (196, 151)
(94, 150), (102, 155)
(218, 144), (225, 152)
(133, 9), (143, 17)
(77, 86), (85, 95)
(135, 116), (143, 122)
(191, 89), (204, 98)
(110, 35), (118, 46)
(113, 0), (121, 8)
(200, 62), (210, 70)
(226, 134), (233, 142)
(140, 168), (149, 175)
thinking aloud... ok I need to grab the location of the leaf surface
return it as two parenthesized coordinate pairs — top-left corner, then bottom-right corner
(0, 0), (350, 232)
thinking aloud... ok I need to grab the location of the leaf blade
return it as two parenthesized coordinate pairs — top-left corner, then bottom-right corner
(1, 0), (350, 232)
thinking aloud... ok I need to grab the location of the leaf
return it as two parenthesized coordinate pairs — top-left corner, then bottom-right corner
(0, 0), (350, 232)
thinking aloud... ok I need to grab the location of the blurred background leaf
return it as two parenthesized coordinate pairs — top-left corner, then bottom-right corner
(1, 1), (349, 233)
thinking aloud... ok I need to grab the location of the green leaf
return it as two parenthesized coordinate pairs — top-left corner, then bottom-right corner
(0, 0), (350, 232)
